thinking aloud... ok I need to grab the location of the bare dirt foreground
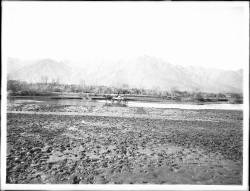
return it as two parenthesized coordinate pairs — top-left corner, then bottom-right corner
(6, 104), (243, 184)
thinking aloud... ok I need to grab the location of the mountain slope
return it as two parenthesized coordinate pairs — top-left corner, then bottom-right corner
(7, 56), (243, 93)
(8, 59), (74, 84)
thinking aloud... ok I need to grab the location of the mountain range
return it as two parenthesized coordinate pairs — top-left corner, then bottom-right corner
(7, 56), (243, 93)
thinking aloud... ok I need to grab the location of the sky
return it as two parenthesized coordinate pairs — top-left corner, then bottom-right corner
(2, 2), (249, 70)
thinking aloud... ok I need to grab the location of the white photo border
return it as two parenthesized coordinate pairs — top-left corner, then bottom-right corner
(1, 1), (249, 190)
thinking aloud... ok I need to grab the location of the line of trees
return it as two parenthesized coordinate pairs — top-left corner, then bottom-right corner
(7, 80), (243, 103)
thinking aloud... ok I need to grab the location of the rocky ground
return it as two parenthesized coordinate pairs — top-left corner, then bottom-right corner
(6, 103), (243, 184)
(7, 101), (243, 122)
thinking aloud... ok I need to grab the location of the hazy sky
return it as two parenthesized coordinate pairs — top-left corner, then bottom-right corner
(2, 2), (249, 70)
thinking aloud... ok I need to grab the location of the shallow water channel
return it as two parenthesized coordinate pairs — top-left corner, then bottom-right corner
(8, 97), (243, 110)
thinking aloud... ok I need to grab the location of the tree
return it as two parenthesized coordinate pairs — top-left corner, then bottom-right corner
(41, 76), (48, 84)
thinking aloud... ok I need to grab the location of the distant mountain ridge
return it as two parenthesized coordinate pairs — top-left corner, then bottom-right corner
(7, 56), (243, 93)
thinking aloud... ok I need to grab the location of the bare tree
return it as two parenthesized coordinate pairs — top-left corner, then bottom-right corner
(41, 76), (48, 84)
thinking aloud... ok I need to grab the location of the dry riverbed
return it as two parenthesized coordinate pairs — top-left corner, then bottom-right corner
(6, 102), (243, 184)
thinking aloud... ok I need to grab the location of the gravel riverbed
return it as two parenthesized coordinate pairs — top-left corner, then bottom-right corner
(6, 107), (243, 184)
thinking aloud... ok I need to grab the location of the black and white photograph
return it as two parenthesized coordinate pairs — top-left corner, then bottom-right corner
(1, 1), (249, 190)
